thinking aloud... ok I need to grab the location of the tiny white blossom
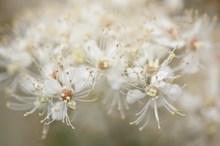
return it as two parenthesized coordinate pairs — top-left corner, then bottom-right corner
(125, 50), (185, 130)
(40, 66), (95, 129)
(0, 41), (32, 90)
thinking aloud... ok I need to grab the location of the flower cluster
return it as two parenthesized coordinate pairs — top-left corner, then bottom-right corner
(0, 0), (219, 140)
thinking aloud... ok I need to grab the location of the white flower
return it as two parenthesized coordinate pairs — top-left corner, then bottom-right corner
(125, 43), (168, 84)
(6, 75), (46, 117)
(125, 66), (145, 82)
(134, 43), (168, 66)
(126, 89), (146, 104)
(181, 53), (200, 73)
(180, 15), (216, 74)
(0, 43), (32, 90)
(126, 74), (184, 130)
(125, 51), (185, 130)
(84, 31), (131, 118)
(40, 66), (95, 129)
(101, 66), (129, 118)
(103, 87), (129, 119)
(144, 13), (185, 49)
(126, 49), (182, 85)
(84, 34), (121, 74)
(6, 74), (52, 139)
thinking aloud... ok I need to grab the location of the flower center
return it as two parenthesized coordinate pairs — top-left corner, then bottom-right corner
(98, 57), (111, 70)
(50, 70), (57, 79)
(40, 96), (47, 103)
(167, 28), (176, 39)
(146, 59), (159, 75)
(146, 87), (158, 98)
(190, 37), (199, 51)
(61, 88), (73, 101)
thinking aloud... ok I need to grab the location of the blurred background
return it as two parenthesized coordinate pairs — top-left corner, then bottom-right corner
(0, 0), (220, 24)
(0, 0), (220, 146)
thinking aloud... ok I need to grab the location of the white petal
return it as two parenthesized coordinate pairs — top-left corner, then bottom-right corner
(155, 37), (185, 48)
(106, 41), (118, 58)
(85, 40), (103, 62)
(151, 70), (170, 87)
(126, 90), (146, 104)
(42, 64), (54, 76)
(63, 66), (92, 92)
(106, 69), (124, 90)
(20, 76), (38, 94)
(182, 54), (199, 74)
(44, 79), (61, 96)
(154, 70), (169, 81)
(167, 84), (182, 100)
(12, 51), (32, 68)
(57, 70), (69, 87)
(51, 102), (64, 120)
(126, 67), (144, 82)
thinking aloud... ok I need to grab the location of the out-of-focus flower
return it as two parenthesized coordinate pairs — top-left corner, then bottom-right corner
(0, 40), (32, 90)
(126, 51), (185, 130)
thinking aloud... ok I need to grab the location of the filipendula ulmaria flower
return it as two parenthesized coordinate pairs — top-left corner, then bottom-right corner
(7, 74), (46, 116)
(6, 74), (51, 138)
(180, 11), (216, 73)
(40, 66), (95, 129)
(125, 50), (185, 130)
(0, 40), (32, 91)
(84, 29), (128, 118)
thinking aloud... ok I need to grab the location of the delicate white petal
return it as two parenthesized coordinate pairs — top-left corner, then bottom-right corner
(153, 70), (169, 81)
(126, 67), (144, 82)
(69, 66), (92, 92)
(13, 51), (32, 68)
(155, 37), (185, 49)
(106, 69), (124, 90)
(44, 79), (61, 95)
(106, 41), (118, 58)
(42, 64), (54, 77)
(126, 90), (146, 104)
(57, 71), (70, 87)
(182, 54), (199, 73)
(85, 40), (103, 61)
(20, 76), (39, 94)
(166, 84), (182, 100)
(51, 102), (64, 120)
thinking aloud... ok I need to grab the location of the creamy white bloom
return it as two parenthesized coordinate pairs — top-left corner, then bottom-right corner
(7, 75), (46, 116)
(126, 72), (184, 130)
(40, 66), (95, 129)
(84, 31), (129, 118)
(144, 13), (185, 49)
(0, 41), (32, 90)
(125, 50), (185, 130)
(180, 15), (216, 74)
